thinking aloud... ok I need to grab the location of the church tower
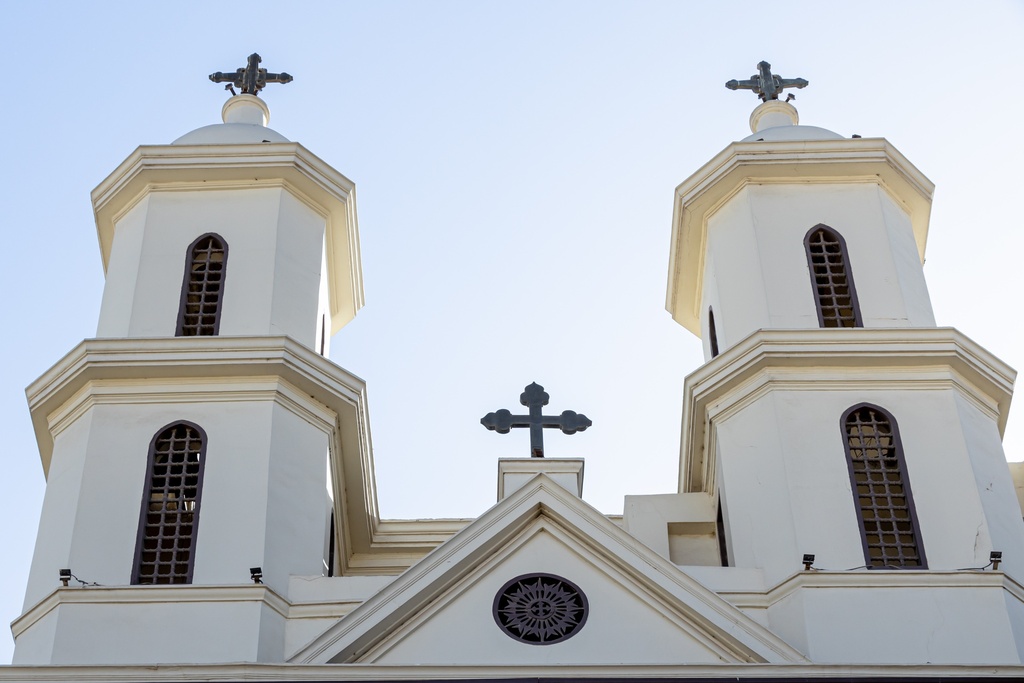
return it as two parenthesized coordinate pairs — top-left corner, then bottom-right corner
(651, 62), (1023, 660)
(16, 56), (365, 664)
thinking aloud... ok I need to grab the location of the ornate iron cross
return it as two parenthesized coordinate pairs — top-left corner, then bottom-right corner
(726, 61), (807, 102)
(481, 383), (591, 458)
(209, 53), (293, 96)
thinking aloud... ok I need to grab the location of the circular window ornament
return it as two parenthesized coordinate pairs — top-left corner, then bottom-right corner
(493, 573), (588, 644)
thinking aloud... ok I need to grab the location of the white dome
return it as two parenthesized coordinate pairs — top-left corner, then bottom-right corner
(740, 99), (844, 142)
(171, 94), (290, 145)
(741, 124), (844, 142)
(172, 123), (290, 145)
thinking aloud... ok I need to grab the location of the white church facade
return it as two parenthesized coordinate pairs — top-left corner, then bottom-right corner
(5, 58), (1024, 680)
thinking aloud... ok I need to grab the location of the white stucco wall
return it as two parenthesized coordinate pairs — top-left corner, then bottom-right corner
(716, 387), (1013, 585)
(95, 196), (148, 337)
(18, 377), (335, 665)
(97, 188), (329, 350)
(776, 583), (1021, 664)
(367, 529), (735, 665)
(14, 598), (276, 665)
(953, 392), (1024, 580)
(284, 575), (392, 659)
(23, 413), (94, 611)
(262, 402), (333, 591)
(700, 184), (935, 358)
(23, 385), (333, 611)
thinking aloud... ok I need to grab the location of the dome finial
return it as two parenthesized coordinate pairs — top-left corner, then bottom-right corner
(726, 61), (807, 102)
(209, 53), (293, 97)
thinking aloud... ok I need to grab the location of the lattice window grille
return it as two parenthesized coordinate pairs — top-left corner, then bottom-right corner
(844, 405), (925, 569)
(133, 422), (206, 584)
(177, 234), (227, 336)
(806, 225), (861, 328)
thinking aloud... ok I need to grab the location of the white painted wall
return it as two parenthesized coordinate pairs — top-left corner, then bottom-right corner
(714, 386), (1021, 586)
(368, 530), (734, 665)
(952, 392), (1024, 573)
(14, 599), (273, 665)
(97, 188), (330, 350)
(700, 183), (936, 358)
(23, 384), (333, 604)
(778, 583), (1021, 664)
(623, 491), (719, 565)
(1004, 591), (1024, 658)
(702, 192), (771, 357)
(284, 575), (391, 659)
(23, 413), (95, 610)
(18, 381), (334, 664)
(95, 196), (147, 337)
(262, 402), (333, 590)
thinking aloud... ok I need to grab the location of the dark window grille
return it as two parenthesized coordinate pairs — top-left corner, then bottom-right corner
(176, 234), (227, 336)
(709, 307), (720, 358)
(804, 225), (862, 328)
(716, 500), (729, 567)
(842, 404), (925, 569)
(493, 573), (588, 645)
(327, 510), (336, 577)
(132, 422), (207, 584)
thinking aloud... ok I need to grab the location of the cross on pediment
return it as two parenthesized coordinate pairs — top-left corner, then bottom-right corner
(481, 383), (591, 458)
(209, 53), (293, 97)
(726, 61), (807, 102)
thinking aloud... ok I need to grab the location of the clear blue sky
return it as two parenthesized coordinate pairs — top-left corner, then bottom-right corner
(1, 0), (1022, 664)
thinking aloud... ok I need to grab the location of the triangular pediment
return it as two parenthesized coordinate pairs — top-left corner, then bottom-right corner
(292, 475), (806, 665)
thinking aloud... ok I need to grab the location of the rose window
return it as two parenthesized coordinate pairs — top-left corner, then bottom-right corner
(492, 573), (588, 644)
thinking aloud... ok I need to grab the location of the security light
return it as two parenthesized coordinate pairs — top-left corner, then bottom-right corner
(250, 567), (263, 584)
(991, 551), (1003, 571)
(59, 568), (71, 587)
(802, 554), (815, 571)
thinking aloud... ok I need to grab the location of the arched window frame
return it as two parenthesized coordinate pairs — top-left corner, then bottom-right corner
(841, 403), (926, 569)
(708, 307), (720, 359)
(176, 233), (228, 336)
(804, 224), (862, 328)
(132, 421), (208, 585)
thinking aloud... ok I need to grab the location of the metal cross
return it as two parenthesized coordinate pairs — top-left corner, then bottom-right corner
(481, 383), (592, 458)
(726, 61), (807, 102)
(209, 53), (293, 96)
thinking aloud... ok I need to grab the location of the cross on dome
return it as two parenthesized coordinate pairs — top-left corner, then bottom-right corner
(726, 61), (808, 102)
(209, 53), (293, 97)
(481, 383), (592, 458)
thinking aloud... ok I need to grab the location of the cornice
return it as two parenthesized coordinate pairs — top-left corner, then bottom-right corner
(90, 142), (363, 334)
(91, 143), (355, 262)
(11, 584), (291, 639)
(24, 336), (462, 573)
(665, 136), (934, 335)
(716, 568), (1024, 614)
(766, 568), (1009, 606)
(679, 328), (1016, 493)
(26, 336), (366, 475)
(14, 571), (1022, 674)
(45, 378), (338, 446)
(4, 663), (1024, 681)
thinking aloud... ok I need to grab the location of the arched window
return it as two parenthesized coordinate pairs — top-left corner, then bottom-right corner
(805, 225), (862, 328)
(176, 234), (227, 336)
(708, 307), (720, 358)
(132, 421), (207, 584)
(842, 404), (925, 569)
